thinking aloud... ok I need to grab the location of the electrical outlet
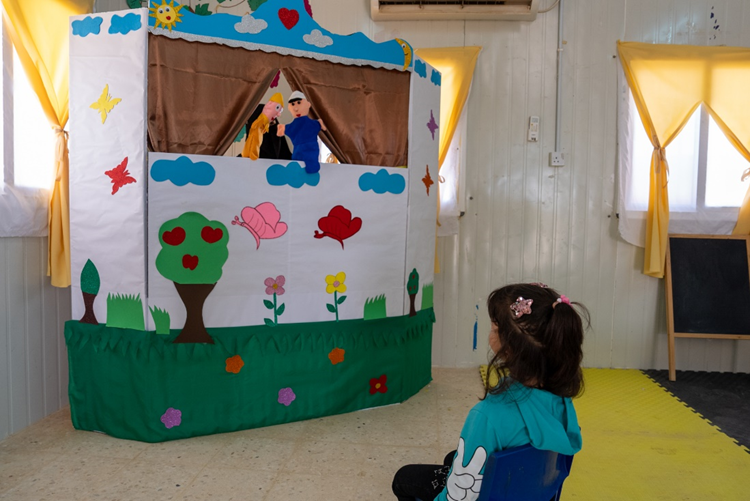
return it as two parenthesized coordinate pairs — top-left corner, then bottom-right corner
(549, 152), (565, 167)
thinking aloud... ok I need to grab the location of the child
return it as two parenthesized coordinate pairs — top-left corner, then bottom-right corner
(392, 283), (587, 501)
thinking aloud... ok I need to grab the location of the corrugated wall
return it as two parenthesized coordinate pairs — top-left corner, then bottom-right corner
(0, 238), (70, 440)
(4, 0), (750, 440)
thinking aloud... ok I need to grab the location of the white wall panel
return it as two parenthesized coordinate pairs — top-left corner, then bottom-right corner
(0, 238), (70, 440)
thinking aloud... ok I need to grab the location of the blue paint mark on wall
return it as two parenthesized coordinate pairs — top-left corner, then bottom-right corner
(473, 304), (479, 351)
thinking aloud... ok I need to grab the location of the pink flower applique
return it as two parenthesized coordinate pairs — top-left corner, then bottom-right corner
(161, 407), (182, 429)
(278, 387), (296, 406)
(264, 275), (286, 296)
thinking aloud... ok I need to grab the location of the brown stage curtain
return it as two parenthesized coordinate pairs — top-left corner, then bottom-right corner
(148, 35), (281, 155)
(148, 35), (410, 167)
(281, 59), (410, 167)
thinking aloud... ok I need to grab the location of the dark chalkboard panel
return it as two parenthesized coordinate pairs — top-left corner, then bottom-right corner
(665, 234), (750, 381)
(669, 237), (750, 334)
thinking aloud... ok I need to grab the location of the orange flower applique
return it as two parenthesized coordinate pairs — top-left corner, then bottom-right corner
(328, 348), (345, 365)
(225, 355), (244, 374)
(422, 166), (434, 196)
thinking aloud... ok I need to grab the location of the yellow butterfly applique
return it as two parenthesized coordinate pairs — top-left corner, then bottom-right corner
(90, 84), (122, 124)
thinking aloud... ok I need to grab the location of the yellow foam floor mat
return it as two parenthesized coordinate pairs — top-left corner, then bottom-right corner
(479, 367), (750, 500)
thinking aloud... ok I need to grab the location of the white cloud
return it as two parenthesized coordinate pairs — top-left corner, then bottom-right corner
(234, 15), (267, 35)
(303, 29), (333, 48)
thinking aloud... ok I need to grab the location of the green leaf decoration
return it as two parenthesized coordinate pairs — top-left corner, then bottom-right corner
(264, 318), (276, 326)
(326, 303), (337, 313)
(337, 295), (347, 305)
(263, 299), (275, 309)
(276, 303), (286, 316)
(126, 0), (142, 8)
(217, 0), (227, 3)
(194, 3), (212, 15)
(81, 259), (100, 296)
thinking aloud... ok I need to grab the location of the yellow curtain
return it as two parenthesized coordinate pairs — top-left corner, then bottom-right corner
(2, 0), (95, 287)
(415, 47), (481, 170)
(416, 47), (481, 274)
(618, 41), (750, 278)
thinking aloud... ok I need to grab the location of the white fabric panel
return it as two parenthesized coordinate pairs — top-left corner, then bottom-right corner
(68, 9), (148, 325)
(148, 154), (409, 327)
(405, 57), (440, 312)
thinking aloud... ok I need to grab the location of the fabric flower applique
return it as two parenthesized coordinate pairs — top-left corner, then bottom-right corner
(225, 355), (244, 374)
(278, 387), (296, 406)
(161, 407), (182, 429)
(325, 272), (347, 321)
(328, 347), (345, 365)
(263, 275), (286, 326)
(369, 375), (388, 395)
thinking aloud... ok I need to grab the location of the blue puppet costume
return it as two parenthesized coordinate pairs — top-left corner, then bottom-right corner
(278, 91), (326, 174)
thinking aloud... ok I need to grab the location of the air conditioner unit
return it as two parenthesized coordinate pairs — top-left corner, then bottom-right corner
(370, 0), (539, 22)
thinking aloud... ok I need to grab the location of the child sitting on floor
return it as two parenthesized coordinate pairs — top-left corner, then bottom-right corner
(392, 283), (588, 501)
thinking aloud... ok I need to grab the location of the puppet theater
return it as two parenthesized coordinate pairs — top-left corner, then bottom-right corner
(65, 0), (440, 442)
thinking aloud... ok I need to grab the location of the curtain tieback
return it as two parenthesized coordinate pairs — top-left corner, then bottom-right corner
(742, 167), (750, 183)
(51, 126), (69, 182)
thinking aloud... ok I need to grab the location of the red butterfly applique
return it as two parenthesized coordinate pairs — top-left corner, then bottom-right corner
(105, 157), (136, 195)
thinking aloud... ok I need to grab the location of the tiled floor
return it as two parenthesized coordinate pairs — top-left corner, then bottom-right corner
(0, 367), (482, 501)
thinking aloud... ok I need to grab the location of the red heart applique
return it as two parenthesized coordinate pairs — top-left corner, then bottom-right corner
(182, 254), (199, 270)
(163, 227), (186, 246)
(278, 8), (299, 30)
(201, 226), (223, 244)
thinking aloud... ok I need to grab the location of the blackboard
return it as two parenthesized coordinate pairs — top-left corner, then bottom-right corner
(668, 236), (750, 335)
(665, 234), (750, 381)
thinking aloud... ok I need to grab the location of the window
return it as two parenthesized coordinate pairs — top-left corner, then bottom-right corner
(0, 11), (56, 237)
(617, 82), (750, 246)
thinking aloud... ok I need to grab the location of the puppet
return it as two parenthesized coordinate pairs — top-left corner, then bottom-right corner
(242, 93), (285, 160)
(277, 91), (326, 174)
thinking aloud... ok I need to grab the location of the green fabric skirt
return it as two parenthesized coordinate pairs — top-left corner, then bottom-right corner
(65, 309), (434, 442)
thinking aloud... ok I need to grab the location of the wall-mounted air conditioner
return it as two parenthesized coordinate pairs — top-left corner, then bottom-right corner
(370, 0), (539, 22)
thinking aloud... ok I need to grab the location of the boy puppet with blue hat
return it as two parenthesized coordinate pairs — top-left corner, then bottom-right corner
(277, 90), (327, 174)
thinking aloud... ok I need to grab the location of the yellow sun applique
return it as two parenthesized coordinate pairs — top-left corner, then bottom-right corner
(90, 84), (121, 124)
(149, 0), (184, 31)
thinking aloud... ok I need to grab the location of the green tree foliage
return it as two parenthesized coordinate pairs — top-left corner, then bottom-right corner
(81, 259), (100, 295)
(156, 212), (229, 285)
(407, 268), (420, 295)
(247, 0), (269, 11)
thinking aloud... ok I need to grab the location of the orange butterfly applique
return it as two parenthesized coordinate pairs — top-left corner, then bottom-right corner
(105, 157), (136, 195)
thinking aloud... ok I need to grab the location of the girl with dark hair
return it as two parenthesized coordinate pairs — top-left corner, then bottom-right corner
(391, 283), (588, 501)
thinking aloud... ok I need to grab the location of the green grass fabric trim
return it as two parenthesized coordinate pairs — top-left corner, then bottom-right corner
(66, 309), (434, 442)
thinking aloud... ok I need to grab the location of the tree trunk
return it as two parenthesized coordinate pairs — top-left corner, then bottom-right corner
(409, 293), (416, 317)
(173, 282), (216, 344)
(80, 292), (98, 324)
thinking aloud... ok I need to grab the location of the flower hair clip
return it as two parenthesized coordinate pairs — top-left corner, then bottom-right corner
(510, 297), (533, 319)
(553, 295), (571, 308)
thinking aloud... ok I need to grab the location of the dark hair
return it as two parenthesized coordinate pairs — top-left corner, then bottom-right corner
(484, 283), (589, 399)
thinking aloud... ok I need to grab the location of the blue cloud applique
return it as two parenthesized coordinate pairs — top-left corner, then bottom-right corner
(150, 156), (215, 186)
(72, 17), (103, 37)
(431, 69), (442, 86)
(415, 60), (427, 78)
(109, 13), (142, 35)
(358, 169), (405, 195)
(266, 162), (320, 188)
